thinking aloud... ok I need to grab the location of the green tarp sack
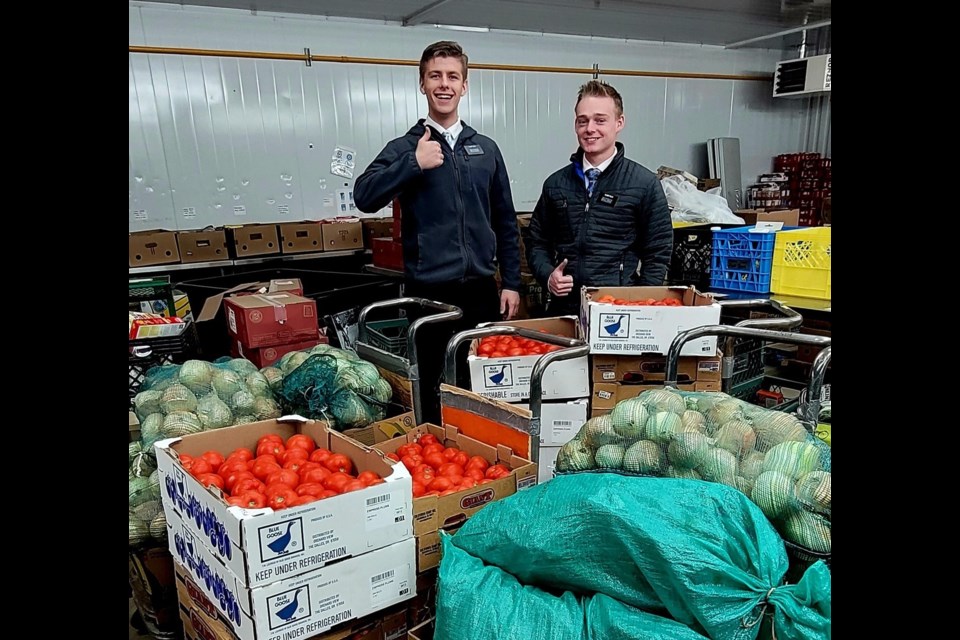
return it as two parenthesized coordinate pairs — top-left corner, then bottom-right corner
(435, 474), (830, 640)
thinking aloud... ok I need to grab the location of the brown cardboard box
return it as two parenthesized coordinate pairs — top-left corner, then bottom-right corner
(736, 208), (800, 226)
(372, 237), (404, 271)
(225, 224), (280, 258)
(590, 354), (720, 383)
(177, 229), (229, 263)
(343, 410), (418, 447)
(697, 178), (721, 191)
(591, 382), (695, 410)
(130, 230), (181, 267)
(278, 221), (323, 254)
(223, 292), (319, 348)
(517, 213), (533, 274)
(408, 618), (434, 640)
(322, 220), (364, 251)
(362, 217), (395, 247)
(516, 272), (545, 320)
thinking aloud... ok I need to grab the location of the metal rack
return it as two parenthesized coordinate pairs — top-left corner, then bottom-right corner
(443, 326), (589, 464)
(128, 248), (367, 275)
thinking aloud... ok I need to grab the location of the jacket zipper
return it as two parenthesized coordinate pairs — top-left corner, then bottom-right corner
(451, 136), (468, 281)
(576, 177), (598, 288)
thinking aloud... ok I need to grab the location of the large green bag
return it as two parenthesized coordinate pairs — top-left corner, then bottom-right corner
(435, 474), (830, 640)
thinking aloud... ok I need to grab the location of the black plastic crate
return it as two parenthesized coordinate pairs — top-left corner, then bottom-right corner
(731, 347), (765, 385)
(129, 322), (199, 404)
(668, 224), (740, 291)
(176, 269), (401, 358)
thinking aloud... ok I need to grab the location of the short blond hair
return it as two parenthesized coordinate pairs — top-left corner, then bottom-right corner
(576, 80), (623, 116)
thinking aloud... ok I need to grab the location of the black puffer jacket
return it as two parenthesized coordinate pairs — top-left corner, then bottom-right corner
(526, 143), (673, 312)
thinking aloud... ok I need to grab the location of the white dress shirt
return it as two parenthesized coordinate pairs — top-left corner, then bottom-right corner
(424, 115), (463, 148)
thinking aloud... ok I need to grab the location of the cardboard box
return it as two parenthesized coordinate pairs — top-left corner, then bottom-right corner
(169, 515), (415, 640)
(129, 315), (189, 339)
(514, 399), (588, 447)
(178, 229), (230, 263)
(392, 197), (402, 241)
(224, 292), (319, 348)
(591, 382), (697, 411)
(516, 273), (545, 320)
(537, 445), (561, 484)
(581, 286), (721, 356)
(130, 230), (181, 267)
(278, 222), (324, 254)
(129, 546), (180, 634)
(591, 354), (721, 383)
(135, 290), (193, 321)
(322, 220), (363, 251)
(736, 208), (800, 227)
(230, 336), (326, 368)
(175, 563), (409, 640)
(155, 417), (413, 589)
(375, 421), (536, 573)
(407, 618), (434, 640)
(344, 411), (419, 447)
(516, 214), (532, 274)
(468, 317), (589, 402)
(227, 224), (280, 258)
(372, 237), (404, 272)
(362, 218), (395, 248)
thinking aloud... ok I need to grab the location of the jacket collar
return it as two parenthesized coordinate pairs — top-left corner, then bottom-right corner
(571, 141), (625, 179)
(410, 119), (477, 143)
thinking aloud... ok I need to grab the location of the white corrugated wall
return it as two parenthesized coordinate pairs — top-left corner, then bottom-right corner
(129, 2), (831, 231)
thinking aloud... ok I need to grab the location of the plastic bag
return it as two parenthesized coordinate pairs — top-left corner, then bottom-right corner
(661, 175), (745, 224)
(435, 474), (830, 640)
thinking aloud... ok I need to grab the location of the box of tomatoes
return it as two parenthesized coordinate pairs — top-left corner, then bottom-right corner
(466, 316), (589, 402)
(373, 422), (537, 573)
(154, 416), (414, 590)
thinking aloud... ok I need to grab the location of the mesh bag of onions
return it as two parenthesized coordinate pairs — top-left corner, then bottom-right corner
(267, 344), (393, 431)
(435, 474), (830, 640)
(555, 388), (831, 558)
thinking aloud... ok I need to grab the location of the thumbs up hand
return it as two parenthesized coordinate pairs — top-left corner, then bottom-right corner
(548, 259), (574, 297)
(415, 128), (444, 171)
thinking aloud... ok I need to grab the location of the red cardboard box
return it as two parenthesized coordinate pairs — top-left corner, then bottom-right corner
(223, 292), (319, 348)
(372, 237), (404, 271)
(229, 336), (327, 368)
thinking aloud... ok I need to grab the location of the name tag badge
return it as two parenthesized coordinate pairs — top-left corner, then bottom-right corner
(464, 144), (485, 156)
(599, 193), (618, 206)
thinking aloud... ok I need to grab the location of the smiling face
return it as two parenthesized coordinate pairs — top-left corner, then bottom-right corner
(575, 95), (624, 164)
(420, 55), (468, 128)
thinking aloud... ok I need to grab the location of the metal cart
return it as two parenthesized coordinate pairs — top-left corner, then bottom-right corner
(443, 326), (589, 464)
(665, 325), (832, 574)
(355, 298), (463, 425)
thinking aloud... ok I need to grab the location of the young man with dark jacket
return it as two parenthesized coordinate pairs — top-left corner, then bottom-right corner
(526, 80), (673, 316)
(355, 41), (521, 326)
(355, 41), (520, 421)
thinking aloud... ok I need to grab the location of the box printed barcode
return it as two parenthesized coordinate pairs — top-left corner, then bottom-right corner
(367, 494), (390, 506)
(554, 420), (573, 427)
(371, 569), (395, 583)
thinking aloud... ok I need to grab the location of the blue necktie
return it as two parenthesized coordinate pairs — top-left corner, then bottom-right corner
(444, 131), (456, 149)
(585, 168), (601, 197)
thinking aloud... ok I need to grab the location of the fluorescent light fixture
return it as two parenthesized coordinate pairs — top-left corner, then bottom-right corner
(433, 23), (490, 33)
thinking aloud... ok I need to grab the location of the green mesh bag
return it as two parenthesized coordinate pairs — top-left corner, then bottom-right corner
(556, 389), (831, 559)
(436, 474), (830, 640)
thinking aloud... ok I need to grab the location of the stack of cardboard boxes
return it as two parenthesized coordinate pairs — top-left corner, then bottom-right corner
(156, 417), (418, 640)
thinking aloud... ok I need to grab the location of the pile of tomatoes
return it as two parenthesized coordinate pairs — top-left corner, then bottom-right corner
(178, 433), (383, 511)
(593, 295), (684, 306)
(387, 434), (511, 498)
(474, 334), (564, 358)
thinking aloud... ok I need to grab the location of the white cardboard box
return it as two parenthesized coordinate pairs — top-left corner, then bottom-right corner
(155, 417), (413, 589)
(515, 399), (589, 447)
(537, 446), (561, 484)
(468, 317), (589, 402)
(168, 507), (416, 640)
(580, 286), (721, 356)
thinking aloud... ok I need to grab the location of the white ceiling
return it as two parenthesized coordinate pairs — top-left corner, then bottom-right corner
(144, 0), (831, 51)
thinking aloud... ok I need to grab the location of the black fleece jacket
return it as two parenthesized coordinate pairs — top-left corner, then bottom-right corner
(354, 119), (521, 290)
(526, 142), (673, 309)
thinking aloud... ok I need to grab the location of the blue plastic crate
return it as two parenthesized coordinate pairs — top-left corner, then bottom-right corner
(709, 226), (799, 293)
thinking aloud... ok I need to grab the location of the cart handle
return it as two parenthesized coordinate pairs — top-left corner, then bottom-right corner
(357, 297), (463, 367)
(717, 298), (804, 332)
(443, 326), (589, 464)
(801, 346), (831, 426)
(664, 324), (831, 424)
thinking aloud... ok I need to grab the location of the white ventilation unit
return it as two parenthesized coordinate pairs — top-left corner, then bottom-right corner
(773, 54), (831, 98)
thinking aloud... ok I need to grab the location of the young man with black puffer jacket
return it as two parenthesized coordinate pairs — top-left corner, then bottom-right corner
(355, 41), (520, 422)
(527, 80), (673, 316)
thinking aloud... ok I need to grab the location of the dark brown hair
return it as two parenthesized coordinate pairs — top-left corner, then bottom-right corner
(419, 41), (469, 80)
(576, 80), (624, 116)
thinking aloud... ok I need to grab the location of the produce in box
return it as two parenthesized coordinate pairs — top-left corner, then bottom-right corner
(385, 435), (510, 497)
(555, 388), (831, 555)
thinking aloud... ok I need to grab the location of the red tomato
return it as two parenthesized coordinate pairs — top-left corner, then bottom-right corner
(257, 441), (285, 458)
(267, 488), (298, 510)
(282, 459), (306, 474)
(464, 468), (485, 482)
(341, 480), (366, 493)
(397, 443), (423, 458)
(294, 495), (318, 506)
(301, 467), (332, 485)
(507, 347), (525, 357)
(257, 434), (284, 447)
(237, 491), (267, 509)
(189, 459), (213, 478)
(489, 351), (506, 358)
(385, 453), (400, 462)
(478, 343), (495, 356)
(281, 448), (309, 465)
(286, 434), (317, 454)
(254, 454), (279, 466)
(439, 463), (465, 477)
(412, 472), (435, 487)
(232, 477), (266, 496)
(266, 469), (300, 489)
(224, 470), (256, 493)
(296, 483), (326, 497)
(357, 471), (381, 486)
(227, 448), (254, 463)
(324, 454), (354, 475)
(318, 489), (339, 499)
(323, 472), (353, 493)
(401, 455), (424, 472)
(197, 473), (225, 490)
(412, 481), (427, 498)
(251, 461), (282, 481)
(368, 478), (386, 486)
(309, 448), (333, 463)
(421, 443), (445, 456)
(419, 434), (439, 447)
(200, 451), (225, 472)
(423, 452), (446, 470)
(485, 464), (511, 480)
(439, 489), (458, 497)
(427, 477), (453, 492)
(452, 451), (469, 467)
(225, 496), (246, 507)
(465, 456), (490, 471)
